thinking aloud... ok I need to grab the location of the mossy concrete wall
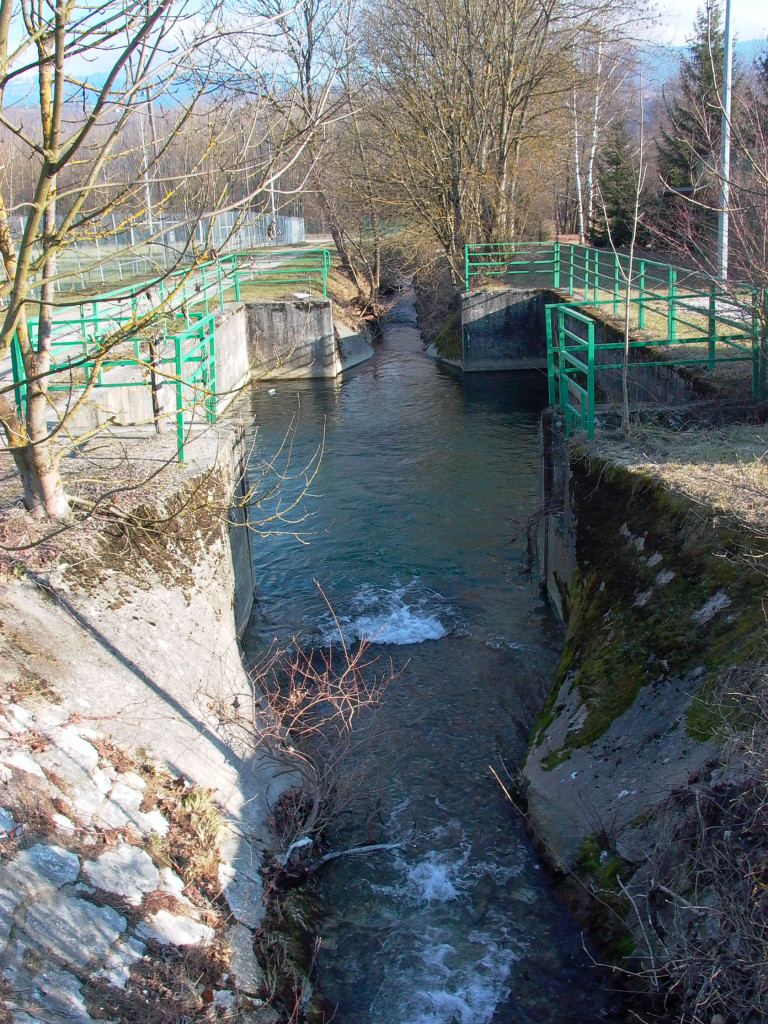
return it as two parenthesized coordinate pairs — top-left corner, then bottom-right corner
(537, 411), (575, 625)
(527, 418), (765, 872)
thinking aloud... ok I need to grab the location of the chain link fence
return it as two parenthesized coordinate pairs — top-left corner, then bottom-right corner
(12, 211), (305, 295)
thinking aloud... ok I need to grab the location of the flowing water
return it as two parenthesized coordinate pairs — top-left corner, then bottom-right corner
(242, 293), (619, 1024)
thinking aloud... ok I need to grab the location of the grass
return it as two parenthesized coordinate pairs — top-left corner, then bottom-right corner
(235, 251), (367, 330)
(581, 424), (768, 535)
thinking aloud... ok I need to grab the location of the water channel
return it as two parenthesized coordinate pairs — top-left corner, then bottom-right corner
(242, 293), (619, 1024)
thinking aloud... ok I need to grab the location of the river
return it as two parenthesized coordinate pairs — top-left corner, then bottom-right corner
(242, 292), (620, 1024)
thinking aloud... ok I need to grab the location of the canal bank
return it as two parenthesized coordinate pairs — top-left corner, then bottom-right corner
(528, 413), (768, 1020)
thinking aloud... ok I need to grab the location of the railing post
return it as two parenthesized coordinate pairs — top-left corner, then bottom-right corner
(569, 244), (574, 296)
(217, 258), (225, 310)
(587, 319), (595, 439)
(175, 334), (185, 464)
(233, 255), (241, 302)
(553, 240), (560, 289)
(10, 331), (26, 418)
(464, 245), (470, 292)
(638, 261), (646, 329)
(593, 249), (599, 303)
(584, 247), (589, 302)
(558, 307), (567, 414)
(201, 264), (209, 315)
(207, 317), (217, 421)
(708, 284), (717, 370)
(545, 304), (555, 406)
(613, 253), (619, 316)
(668, 267), (677, 341)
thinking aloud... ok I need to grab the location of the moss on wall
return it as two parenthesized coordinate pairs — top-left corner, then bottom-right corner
(536, 456), (767, 768)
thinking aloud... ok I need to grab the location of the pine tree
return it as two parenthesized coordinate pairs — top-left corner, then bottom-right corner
(655, 0), (725, 252)
(594, 117), (640, 246)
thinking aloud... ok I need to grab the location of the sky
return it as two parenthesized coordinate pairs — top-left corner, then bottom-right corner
(657, 0), (767, 45)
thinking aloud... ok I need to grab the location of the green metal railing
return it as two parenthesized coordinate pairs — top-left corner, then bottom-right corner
(465, 241), (768, 435)
(8, 247), (331, 461)
(545, 305), (595, 438)
(15, 247), (332, 347)
(11, 311), (217, 463)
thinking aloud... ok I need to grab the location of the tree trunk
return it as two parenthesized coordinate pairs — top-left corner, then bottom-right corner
(572, 87), (585, 245)
(585, 33), (604, 241)
(10, 435), (69, 520)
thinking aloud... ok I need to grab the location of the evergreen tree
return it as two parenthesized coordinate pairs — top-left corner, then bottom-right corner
(594, 117), (640, 247)
(655, 0), (725, 252)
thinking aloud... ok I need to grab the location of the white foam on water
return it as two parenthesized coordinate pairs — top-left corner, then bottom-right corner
(321, 580), (451, 646)
(406, 857), (460, 902)
(464, 857), (524, 887)
(363, 830), (527, 1024)
(384, 931), (520, 1024)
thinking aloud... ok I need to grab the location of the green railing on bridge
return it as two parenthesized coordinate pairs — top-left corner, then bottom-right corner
(8, 247), (331, 462)
(11, 310), (217, 465)
(545, 305), (595, 438)
(465, 241), (768, 438)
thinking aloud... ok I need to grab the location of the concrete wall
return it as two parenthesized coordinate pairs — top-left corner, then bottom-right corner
(0, 425), (279, 930)
(527, 416), (719, 871)
(459, 286), (714, 411)
(229, 422), (257, 636)
(589, 315), (705, 410)
(537, 409), (576, 625)
(336, 320), (374, 370)
(53, 299), (374, 434)
(214, 304), (251, 413)
(461, 288), (548, 370)
(246, 299), (341, 379)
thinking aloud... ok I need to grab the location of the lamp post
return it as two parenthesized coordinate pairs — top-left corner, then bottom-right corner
(717, 0), (733, 281)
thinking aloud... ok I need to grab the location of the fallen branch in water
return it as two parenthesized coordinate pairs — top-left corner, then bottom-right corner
(307, 841), (404, 875)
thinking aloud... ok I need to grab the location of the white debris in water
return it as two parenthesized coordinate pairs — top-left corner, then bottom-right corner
(485, 636), (525, 651)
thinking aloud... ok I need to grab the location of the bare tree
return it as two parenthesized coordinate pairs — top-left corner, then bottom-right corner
(596, 73), (647, 434)
(0, 0), (332, 521)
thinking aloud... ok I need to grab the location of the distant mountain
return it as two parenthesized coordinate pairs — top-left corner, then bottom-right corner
(2, 68), (111, 107)
(641, 38), (765, 86)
